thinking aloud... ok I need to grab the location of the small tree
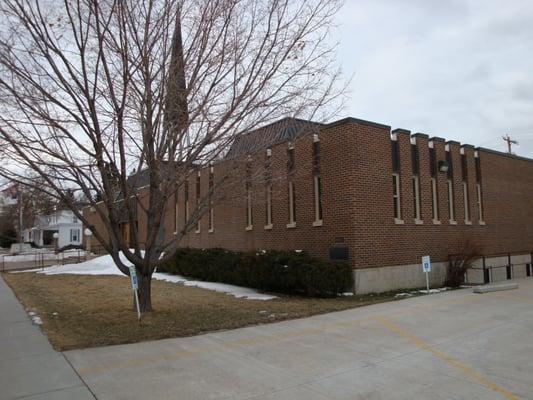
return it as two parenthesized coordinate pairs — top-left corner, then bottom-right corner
(0, 0), (345, 311)
(446, 240), (481, 287)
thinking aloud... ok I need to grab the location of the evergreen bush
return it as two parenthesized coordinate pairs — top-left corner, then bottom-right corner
(158, 247), (353, 297)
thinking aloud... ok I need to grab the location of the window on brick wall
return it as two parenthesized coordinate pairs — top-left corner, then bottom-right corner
(392, 173), (401, 221)
(184, 179), (189, 225)
(475, 155), (484, 223)
(447, 179), (455, 222)
(287, 181), (296, 227)
(245, 158), (253, 229)
(476, 183), (484, 222)
(195, 172), (201, 233)
(312, 135), (323, 225)
(429, 146), (439, 222)
(431, 177), (439, 221)
(412, 175), (421, 221)
(287, 142), (295, 174)
(174, 190), (179, 234)
(208, 167), (214, 232)
(265, 149), (273, 228)
(463, 181), (470, 223)
(287, 143), (296, 227)
(411, 143), (421, 222)
(391, 138), (402, 223)
(461, 154), (471, 223)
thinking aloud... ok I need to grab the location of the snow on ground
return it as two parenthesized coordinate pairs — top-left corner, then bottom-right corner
(18, 253), (277, 301)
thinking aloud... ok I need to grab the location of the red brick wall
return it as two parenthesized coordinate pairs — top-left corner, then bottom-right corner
(83, 118), (533, 270)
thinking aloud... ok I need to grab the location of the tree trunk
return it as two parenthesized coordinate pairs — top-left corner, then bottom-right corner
(135, 273), (153, 312)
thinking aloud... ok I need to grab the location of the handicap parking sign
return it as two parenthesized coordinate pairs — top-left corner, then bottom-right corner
(422, 255), (431, 272)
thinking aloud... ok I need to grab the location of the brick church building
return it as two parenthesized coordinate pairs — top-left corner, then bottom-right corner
(84, 117), (533, 293)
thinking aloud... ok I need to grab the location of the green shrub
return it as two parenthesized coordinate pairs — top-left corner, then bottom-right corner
(158, 247), (353, 297)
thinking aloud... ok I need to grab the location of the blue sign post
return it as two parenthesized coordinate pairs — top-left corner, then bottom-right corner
(128, 266), (141, 321)
(422, 255), (431, 293)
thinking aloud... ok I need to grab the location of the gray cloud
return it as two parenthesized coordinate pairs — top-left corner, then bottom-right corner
(335, 0), (533, 156)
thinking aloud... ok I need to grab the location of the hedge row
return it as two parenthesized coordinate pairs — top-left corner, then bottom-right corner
(158, 248), (353, 297)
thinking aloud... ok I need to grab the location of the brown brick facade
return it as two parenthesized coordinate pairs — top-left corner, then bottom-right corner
(84, 117), (533, 272)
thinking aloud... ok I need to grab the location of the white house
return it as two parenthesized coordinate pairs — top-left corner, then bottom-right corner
(23, 209), (83, 249)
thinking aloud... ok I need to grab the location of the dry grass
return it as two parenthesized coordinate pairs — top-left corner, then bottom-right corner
(3, 272), (398, 351)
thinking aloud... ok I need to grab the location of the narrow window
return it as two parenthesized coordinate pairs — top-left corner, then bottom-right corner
(431, 177), (439, 221)
(265, 149), (273, 228)
(475, 155), (484, 223)
(265, 184), (273, 227)
(392, 173), (401, 220)
(476, 183), (483, 222)
(72, 214), (78, 223)
(174, 191), (179, 233)
(411, 143), (421, 222)
(195, 172), (201, 232)
(412, 175), (421, 221)
(287, 143), (295, 174)
(208, 167), (214, 232)
(245, 158), (253, 229)
(463, 181), (470, 223)
(70, 228), (79, 242)
(287, 181), (296, 226)
(312, 135), (323, 225)
(461, 154), (471, 223)
(287, 143), (296, 227)
(446, 148), (455, 223)
(184, 179), (189, 224)
(391, 138), (402, 223)
(447, 179), (455, 222)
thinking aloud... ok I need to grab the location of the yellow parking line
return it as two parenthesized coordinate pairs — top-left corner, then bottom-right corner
(374, 316), (518, 400)
(76, 293), (482, 376)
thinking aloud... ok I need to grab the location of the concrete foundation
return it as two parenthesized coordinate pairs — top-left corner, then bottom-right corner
(355, 253), (533, 294)
(466, 253), (532, 285)
(354, 262), (447, 294)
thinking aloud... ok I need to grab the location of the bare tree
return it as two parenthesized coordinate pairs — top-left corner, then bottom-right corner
(0, 0), (345, 311)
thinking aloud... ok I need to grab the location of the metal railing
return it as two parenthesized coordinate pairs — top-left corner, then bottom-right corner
(464, 251), (533, 285)
(1, 249), (88, 272)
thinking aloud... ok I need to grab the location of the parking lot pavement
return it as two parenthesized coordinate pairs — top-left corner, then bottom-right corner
(0, 276), (95, 400)
(63, 278), (533, 399)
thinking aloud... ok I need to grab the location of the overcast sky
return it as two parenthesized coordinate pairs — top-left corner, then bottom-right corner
(335, 0), (533, 156)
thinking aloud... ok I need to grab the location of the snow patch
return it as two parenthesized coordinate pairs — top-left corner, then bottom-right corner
(16, 253), (277, 301)
(418, 287), (450, 294)
(395, 293), (413, 298)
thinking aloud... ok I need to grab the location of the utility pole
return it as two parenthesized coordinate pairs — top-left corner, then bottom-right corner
(502, 134), (518, 154)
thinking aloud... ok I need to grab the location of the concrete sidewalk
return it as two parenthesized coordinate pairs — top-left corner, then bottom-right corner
(65, 279), (533, 400)
(0, 275), (94, 400)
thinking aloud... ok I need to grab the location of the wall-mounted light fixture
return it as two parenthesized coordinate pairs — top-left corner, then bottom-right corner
(438, 160), (450, 173)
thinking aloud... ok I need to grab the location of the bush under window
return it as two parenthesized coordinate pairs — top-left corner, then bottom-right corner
(159, 248), (353, 297)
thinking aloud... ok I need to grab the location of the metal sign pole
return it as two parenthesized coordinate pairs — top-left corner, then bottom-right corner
(128, 266), (141, 322)
(422, 255), (431, 293)
(133, 288), (141, 321)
